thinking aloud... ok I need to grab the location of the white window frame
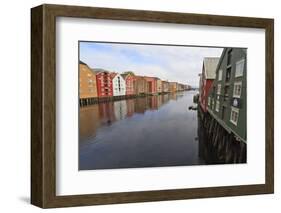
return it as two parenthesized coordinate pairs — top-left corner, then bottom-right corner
(217, 84), (221, 95)
(218, 69), (223, 81)
(233, 81), (243, 98)
(215, 100), (220, 112)
(235, 59), (245, 77)
(230, 107), (239, 125)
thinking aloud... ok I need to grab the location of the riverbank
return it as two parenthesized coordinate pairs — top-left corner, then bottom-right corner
(79, 90), (190, 106)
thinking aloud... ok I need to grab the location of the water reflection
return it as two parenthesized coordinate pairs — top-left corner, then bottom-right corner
(79, 91), (205, 170)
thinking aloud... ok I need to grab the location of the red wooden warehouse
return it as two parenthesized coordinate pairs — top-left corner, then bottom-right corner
(144, 76), (157, 94)
(121, 73), (136, 96)
(199, 57), (219, 112)
(95, 69), (113, 98)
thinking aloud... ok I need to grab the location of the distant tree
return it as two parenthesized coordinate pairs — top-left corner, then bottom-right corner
(123, 71), (135, 76)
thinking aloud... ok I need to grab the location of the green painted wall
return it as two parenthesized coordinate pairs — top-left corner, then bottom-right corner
(207, 48), (247, 143)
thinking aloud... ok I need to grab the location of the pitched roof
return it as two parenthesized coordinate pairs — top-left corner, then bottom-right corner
(79, 60), (87, 65)
(92, 68), (109, 72)
(203, 57), (220, 79)
(121, 72), (135, 79)
(121, 73), (128, 79)
(110, 72), (118, 78)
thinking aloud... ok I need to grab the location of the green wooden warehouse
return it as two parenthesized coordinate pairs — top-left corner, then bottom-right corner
(207, 48), (247, 143)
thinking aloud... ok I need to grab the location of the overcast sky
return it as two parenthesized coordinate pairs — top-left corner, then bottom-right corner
(79, 42), (223, 87)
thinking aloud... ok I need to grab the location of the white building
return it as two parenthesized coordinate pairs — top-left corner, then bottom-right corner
(111, 73), (126, 96)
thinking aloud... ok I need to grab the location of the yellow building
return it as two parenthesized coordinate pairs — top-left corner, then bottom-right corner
(156, 78), (162, 94)
(169, 82), (177, 93)
(79, 61), (98, 99)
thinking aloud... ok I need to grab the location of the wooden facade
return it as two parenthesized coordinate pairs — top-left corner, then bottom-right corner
(199, 57), (220, 112)
(207, 48), (247, 142)
(169, 82), (177, 93)
(79, 61), (98, 99)
(162, 81), (169, 93)
(122, 73), (136, 95)
(95, 69), (113, 98)
(144, 77), (157, 94)
(135, 76), (148, 95)
(111, 73), (126, 96)
(156, 78), (162, 93)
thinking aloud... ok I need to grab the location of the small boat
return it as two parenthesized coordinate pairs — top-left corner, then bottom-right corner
(188, 105), (197, 110)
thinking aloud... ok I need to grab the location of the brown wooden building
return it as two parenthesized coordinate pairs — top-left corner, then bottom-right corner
(156, 78), (162, 94)
(169, 82), (178, 93)
(162, 81), (169, 93)
(135, 76), (148, 95)
(79, 61), (98, 99)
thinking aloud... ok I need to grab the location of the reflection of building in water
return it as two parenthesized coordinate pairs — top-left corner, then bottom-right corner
(162, 94), (169, 106)
(157, 95), (163, 109)
(169, 92), (177, 100)
(79, 105), (100, 140)
(114, 100), (127, 121)
(98, 102), (116, 125)
(148, 96), (158, 110)
(135, 97), (148, 114)
(126, 99), (135, 117)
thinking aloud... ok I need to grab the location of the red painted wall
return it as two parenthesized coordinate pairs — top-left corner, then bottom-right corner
(125, 75), (135, 95)
(200, 78), (213, 112)
(96, 72), (113, 97)
(144, 77), (157, 94)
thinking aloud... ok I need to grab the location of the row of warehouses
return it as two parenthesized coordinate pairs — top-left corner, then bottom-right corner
(199, 48), (246, 144)
(80, 61), (191, 102)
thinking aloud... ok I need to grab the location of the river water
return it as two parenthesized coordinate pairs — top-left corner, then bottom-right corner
(79, 91), (207, 170)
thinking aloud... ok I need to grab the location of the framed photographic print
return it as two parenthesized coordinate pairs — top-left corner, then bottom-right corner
(31, 4), (274, 208)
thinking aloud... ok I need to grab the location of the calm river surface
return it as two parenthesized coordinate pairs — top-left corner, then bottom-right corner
(79, 91), (207, 170)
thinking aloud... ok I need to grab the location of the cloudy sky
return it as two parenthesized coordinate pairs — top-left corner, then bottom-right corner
(79, 42), (223, 87)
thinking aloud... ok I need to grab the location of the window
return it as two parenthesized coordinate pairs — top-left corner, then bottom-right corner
(224, 85), (229, 96)
(208, 97), (211, 106)
(227, 49), (232, 66)
(230, 107), (239, 125)
(222, 106), (226, 120)
(226, 67), (231, 82)
(218, 69), (223, 81)
(224, 85), (230, 101)
(233, 82), (242, 98)
(235, 59), (245, 77)
(215, 100), (220, 112)
(217, 84), (221, 95)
